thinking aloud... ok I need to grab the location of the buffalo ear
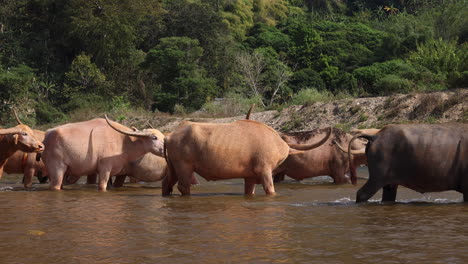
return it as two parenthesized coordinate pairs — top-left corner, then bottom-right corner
(13, 134), (19, 145)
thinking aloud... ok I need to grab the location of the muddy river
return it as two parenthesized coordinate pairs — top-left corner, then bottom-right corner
(1, 168), (467, 264)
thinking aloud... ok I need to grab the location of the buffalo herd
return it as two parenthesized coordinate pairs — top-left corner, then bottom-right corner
(1, 109), (467, 203)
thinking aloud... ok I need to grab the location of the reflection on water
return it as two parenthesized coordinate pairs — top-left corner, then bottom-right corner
(1, 168), (467, 264)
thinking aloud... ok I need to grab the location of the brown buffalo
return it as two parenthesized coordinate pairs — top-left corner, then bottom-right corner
(162, 120), (331, 196)
(3, 130), (48, 188)
(0, 111), (44, 179)
(273, 128), (367, 184)
(350, 123), (468, 202)
(42, 116), (165, 191)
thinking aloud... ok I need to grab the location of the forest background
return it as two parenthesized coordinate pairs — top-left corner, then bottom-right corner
(0, 0), (466, 127)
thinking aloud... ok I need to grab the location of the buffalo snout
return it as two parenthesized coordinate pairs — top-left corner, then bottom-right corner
(36, 143), (45, 152)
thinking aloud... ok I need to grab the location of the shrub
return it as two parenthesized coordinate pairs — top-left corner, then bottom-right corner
(290, 88), (333, 105)
(375, 74), (413, 95)
(353, 59), (417, 94)
(35, 102), (66, 125)
(289, 68), (325, 92)
(62, 94), (108, 113)
(63, 53), (108, 98)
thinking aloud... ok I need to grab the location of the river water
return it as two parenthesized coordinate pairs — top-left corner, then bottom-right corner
(1, 168), (467, 264)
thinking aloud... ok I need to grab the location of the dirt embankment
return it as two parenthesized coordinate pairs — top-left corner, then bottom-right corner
(131, 89), (468, 133)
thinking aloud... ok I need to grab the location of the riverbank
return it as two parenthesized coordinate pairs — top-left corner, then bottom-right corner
(127, 88), (467, 133)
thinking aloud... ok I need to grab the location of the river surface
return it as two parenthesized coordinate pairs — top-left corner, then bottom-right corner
(1, 168), (467, 264)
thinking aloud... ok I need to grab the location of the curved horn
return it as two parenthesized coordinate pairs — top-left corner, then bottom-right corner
(130, 126), (139, 131)
(105, 115), (151, 137)
(287, 127), (333, 151)
(13, 109), (24, 125)
(333, 140), (365, 155)
(0, 127), (22, 135)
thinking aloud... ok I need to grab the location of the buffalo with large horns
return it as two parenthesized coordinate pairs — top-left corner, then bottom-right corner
(273, 127), (367, 184)
(350, 123), (468, 202)
(41, 116), (165, 191)
(162, 120), (331, 196)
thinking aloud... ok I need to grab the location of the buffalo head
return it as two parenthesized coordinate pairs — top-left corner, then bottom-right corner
(105, 115), (165, 157)
(0, 110), (44, 153)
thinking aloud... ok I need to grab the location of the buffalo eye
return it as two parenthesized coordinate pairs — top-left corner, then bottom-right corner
(151, 135), (158, 140)
(21, 132), (28, 136)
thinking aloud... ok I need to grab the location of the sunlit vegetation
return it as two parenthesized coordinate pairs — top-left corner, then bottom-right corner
(0, 0), (466, 125)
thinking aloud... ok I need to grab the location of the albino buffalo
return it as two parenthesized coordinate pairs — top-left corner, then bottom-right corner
(0, 111), (44, 179)
(3, 130), (48, 188)
(273, 127), (367, 184)
(86, 153), (198, 188)
(111, 153), (168, 187)
(350, 123), (468, 202)
(162, 120), (331, 196)
(42, 116), (165, 191)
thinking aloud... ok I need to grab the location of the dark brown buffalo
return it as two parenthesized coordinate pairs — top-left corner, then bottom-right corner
(273, 128), (367, 184)
(350, 123), (468, 203)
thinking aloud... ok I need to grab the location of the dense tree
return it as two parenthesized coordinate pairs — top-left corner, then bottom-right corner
(0, 0), (466, 123)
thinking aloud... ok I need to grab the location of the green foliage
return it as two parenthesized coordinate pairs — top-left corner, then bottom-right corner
(142, 37), (217, 112)
(253, 0), (289, 26)
(221, 0), (255, 40)
(289, 68), (325, 92)
(358, 113), (368, 122)
(0, 64), (36, 118)
(63, 94), (108, 113)
(290, 88), (334, 106)
(246, 23), (292, 53)
(375, 74), (413, 94)
(35, 102), (66, 125)
(408, 39), (467, 87)
(63, 53), (108, 99)
(236, 47), (292, 107)
(111, 96), (131, 113)
(353, 59), (420, 95)
(0, 0), (466, 124)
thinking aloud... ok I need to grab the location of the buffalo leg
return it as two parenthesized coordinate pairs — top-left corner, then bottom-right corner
(273, 173), (285, 183)
(86, 174), (97, 184)
(356, 178), (384, 203)
(382, 184), (398, 202)
(244, 178), (256, 195)
(162, 169), (178, 196)
(176, 165), (193, 195)
(259, 170), (275, 195)
(129, 177), (139, 183)
(107, 177), (113, 188)
(48, 166), (66, 191)
(463, 188), (468, 202)
(23, 167), (35, 189)
(37, 172), (48, 184)
(98, 171), (111, 191)
(113, 175), (127, 187)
